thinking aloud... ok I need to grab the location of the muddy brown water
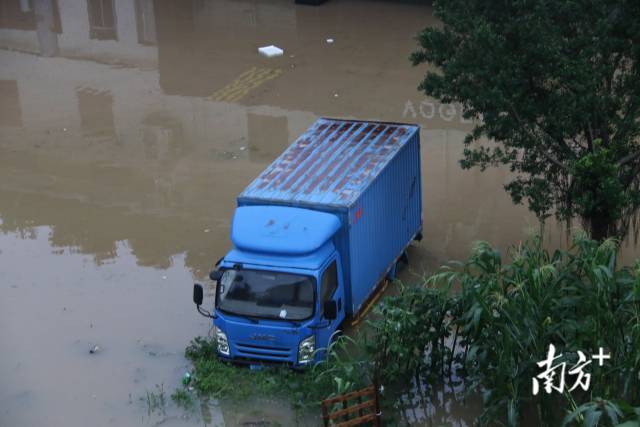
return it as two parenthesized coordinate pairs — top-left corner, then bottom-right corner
(1, 1), (638, 426)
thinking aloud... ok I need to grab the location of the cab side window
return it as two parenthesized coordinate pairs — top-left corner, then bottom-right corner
(320, 261), (338, 314)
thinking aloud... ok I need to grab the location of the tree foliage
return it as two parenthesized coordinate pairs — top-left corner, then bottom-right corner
(411, 0), (640, 240)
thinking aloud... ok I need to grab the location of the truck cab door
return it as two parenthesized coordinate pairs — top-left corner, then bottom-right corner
(316, 256), (345, 356)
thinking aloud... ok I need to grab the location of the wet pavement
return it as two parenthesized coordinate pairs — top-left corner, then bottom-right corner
(1, 1), (638, 426)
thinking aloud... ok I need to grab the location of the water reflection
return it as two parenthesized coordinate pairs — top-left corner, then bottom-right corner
(134, 0), (157, 46)
(0, 223), (323, 427)
(0, 226), (206, 427)
(77, 87), (116, 139)
(397, 379), (482, 427)
(0, 79), (22, 126)
(247, 113), (289, 161)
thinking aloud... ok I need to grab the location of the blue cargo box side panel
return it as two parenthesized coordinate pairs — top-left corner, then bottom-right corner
(345, 129), (422, 314)
(239, 118), (419, 209)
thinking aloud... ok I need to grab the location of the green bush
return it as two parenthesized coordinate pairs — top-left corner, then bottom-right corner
(367, 234), (640, 426)
(182, 334), (340, 410)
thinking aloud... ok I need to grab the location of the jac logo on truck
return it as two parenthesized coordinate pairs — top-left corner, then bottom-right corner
(250, 333), (276, 342)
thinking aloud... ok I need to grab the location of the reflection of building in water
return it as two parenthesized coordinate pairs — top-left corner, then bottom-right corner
(0, 45), (303, 161)
(422, 128), (533, 264)
(151, 0), (438, 122)
(0, 0), (156, 66)
(194, 0), (297, 31)
(3, 1), (611, 274)
(0, 0), (62, 32)
(247, 113), (288, 162)
(0, 79), (22, 126)
(142, 111), (185, 161)
(76, 87), (115, 139)
(86, 0), (117, 40)
(0, 45), (305, 272)
(154, 0), (296, 97)
(135, 0), (155, 45)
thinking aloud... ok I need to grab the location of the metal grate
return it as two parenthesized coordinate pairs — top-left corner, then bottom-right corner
(235, 342), (292, 361)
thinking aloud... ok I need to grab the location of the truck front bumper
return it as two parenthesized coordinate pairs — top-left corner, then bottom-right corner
(219, 340), (315, 368)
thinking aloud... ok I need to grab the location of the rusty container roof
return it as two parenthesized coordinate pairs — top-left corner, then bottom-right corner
(238, 118), (420, 208)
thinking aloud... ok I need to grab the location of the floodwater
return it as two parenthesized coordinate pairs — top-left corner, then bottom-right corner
(0, 1), (637, 427)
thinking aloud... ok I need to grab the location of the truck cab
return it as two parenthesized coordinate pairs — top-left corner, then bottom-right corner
(202, 205), (346, 367)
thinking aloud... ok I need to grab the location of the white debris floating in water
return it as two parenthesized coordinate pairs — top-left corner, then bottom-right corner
(258, 45), (284, 58)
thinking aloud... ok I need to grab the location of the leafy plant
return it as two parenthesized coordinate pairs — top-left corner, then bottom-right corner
(145, 383), (167, 416)
(171, 388), (194, 410)
(185, 336), (217, 360)
(563, 399), (640, 427)
(365, 235), (640, 426)
(182, 335), (338, 410)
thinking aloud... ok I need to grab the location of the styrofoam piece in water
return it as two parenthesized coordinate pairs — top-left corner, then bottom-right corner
(258, 45), (284, 58)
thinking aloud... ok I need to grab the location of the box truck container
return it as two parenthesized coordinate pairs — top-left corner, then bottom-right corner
(192, 118), (422, 367)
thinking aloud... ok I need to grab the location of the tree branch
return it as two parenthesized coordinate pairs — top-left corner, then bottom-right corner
(612, 96), (640, 146)
(508, 107), (570, 171)
(618, 150), (640, 167)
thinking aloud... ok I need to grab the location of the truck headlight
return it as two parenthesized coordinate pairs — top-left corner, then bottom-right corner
(214, 325), (230, 356)
(297, 335), (315, 364)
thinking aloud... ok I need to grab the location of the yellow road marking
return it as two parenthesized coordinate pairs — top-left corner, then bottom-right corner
(209, 67), (283, 102)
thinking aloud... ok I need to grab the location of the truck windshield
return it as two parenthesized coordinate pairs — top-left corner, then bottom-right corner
(217, 269), (315, 321)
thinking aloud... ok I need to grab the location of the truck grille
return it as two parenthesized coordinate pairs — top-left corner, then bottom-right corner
(235, 342), (292, 361)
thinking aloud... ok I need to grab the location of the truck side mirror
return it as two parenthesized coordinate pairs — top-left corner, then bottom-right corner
(209, 270), (222, 281)
(323, 300), (337, 320)
(193, 283), (204, 306)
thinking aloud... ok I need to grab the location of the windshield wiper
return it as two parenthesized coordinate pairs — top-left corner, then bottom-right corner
(243, 314), (302, 325)
(243, 314), (260, 323)
(219, 308), (305, 325)
(270, 316), (302, 326)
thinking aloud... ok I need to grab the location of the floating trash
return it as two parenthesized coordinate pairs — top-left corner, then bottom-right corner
(182, 372), (192, 386)
(258, 45), (284, 58)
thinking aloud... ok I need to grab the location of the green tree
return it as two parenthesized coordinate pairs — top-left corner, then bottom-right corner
(411, 0), (640, 241)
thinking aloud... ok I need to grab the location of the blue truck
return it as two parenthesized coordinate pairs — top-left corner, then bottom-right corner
(192, 118), (422, 367)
